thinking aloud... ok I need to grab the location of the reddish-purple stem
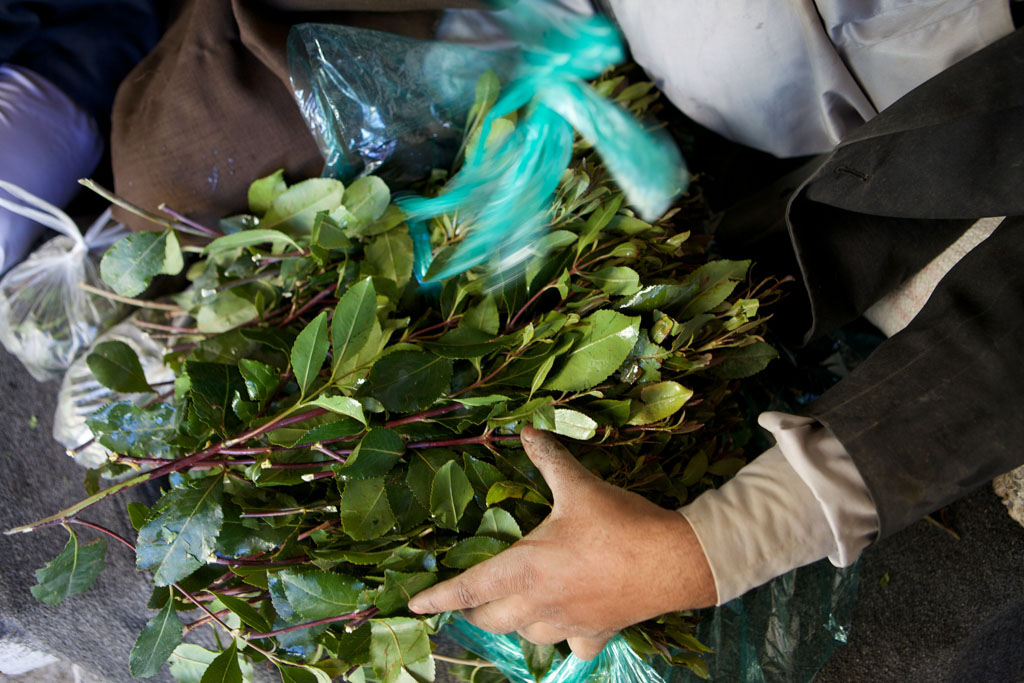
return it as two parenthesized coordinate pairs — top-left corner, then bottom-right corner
(280, 287), (333, 327)
(385, 403), (461, 427)
(158, 204), (222, 238)
(247, 608), (380, 639)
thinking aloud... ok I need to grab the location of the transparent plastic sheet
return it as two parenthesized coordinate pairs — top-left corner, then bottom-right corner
(0, 180), (128, 382)
(443, 560), (858, 682)
(287, 23), (514, 186)
(445, 616), (664, 683)
(655, 561), (860, 683)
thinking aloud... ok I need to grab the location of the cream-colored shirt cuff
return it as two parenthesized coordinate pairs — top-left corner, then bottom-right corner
(680, 412), (878, 605)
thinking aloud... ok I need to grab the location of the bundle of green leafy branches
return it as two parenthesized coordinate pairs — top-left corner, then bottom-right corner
(9, 75), (780, 683)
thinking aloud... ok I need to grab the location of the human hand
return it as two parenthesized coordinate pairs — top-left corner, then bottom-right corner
(408, 426), (717, 660)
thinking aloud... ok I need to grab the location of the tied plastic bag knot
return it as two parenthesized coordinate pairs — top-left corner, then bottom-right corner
(0, 179), (129, 381)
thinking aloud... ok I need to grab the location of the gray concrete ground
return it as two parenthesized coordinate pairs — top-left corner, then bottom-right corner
(1, 344), (1022, 683)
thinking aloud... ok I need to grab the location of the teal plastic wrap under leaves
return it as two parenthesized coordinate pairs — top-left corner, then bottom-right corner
(444, 559), (858, 682)
(446, 616), (663, 683)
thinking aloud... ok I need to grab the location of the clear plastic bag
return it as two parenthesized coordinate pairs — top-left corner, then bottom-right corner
(444, 560), (858, 682)
(288, 23), (513, 186)
(0, 179), (128, 382)
(53, 312), (176, 468)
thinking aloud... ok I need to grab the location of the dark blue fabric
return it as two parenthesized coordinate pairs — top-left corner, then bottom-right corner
(0, 0), (163, 126)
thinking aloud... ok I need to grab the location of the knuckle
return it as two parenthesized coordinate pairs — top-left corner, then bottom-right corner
(453, 579), (479, 609)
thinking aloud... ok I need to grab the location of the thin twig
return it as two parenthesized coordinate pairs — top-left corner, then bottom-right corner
(79, 283), (186, 313)
(433, 654), (496, 668)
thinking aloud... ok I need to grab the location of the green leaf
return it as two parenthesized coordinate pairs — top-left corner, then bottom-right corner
(199, 641), (242, 683)
(676, 260), (751, 318)
(127, 502), (150, 531)
(344, 176), (391, 224)
(100, 230), (181, 297)
(341, 478), (396, 540)
(423, 327), (516, 359)
(587, 266), (642, 296)
(289, 418), (364, 448)
(291, 311), (330, 396)
(195, 291), (259, 334)
(429, 461), (474, 531)
(627, 381), (693, 425)
(130, 587), (183, 678)
(442, 536), (509, 569)
(617, 284), (697, 314)
(366, 350), (452, 413)
(545, 310), (641, 392)
(331, 278), (377, 374)
(203, 229), (301, 255)
(708, 457), (746, 477)
(338, 428), (405, 480)
(85, 401), (178, 459)
(365, 226), (414, 289)
(248, 168), (287, 215)
(30, 528), (106, 606)
(712, 341), (779, 379)
(260, 178), (345, 233)
(375, 571), (438, 616)
(588, 398), (632, 427)
(309, 395), (367, 425)
(86, 341), (154, 393)
(577, 194), (623, 252)
(461, 295), (500, 335)
(169, 644), (255, 683)
(359, 204), (407, 238)
(406, 449), (459, 508)
(136, 475), (224, 586)
(370, 618), (434, 683)
(464, 455), (505, 497)
(184, 362), (247, 436)
(278, 569), (370, 619)
(477, 508), (522, 543)
(238, 358), (279, 402)
(551, 408), (598, 440)
(485, 481), (548, 507)
(278, 664), (333, 683)
(519, 638), (556, 682)
(680, 452), (708, 487)
(311, 211), (352, 250)
(212, 591), (271, 633)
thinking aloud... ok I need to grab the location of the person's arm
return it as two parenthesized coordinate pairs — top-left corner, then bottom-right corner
(408, 421), (877, 658)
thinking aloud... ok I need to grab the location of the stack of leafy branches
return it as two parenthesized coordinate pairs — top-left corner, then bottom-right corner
(10, 75), (779, 683)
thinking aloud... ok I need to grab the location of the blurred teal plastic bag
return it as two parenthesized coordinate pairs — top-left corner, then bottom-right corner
(397, 1), (688, 280)
(287, 0), (688, 283)
(443, 559), (858, 682)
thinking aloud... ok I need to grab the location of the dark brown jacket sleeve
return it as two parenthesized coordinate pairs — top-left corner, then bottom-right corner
(788, 28), (1024, 537)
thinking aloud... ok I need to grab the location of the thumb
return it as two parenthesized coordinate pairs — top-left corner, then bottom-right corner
(520, 426), (595, 507)
(567, 634), (611, 661)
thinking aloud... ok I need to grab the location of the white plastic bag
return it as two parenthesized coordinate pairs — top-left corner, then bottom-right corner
(0, 179), (129, 381)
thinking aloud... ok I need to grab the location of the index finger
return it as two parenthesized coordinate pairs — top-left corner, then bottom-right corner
(408, 549), (534, 614)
